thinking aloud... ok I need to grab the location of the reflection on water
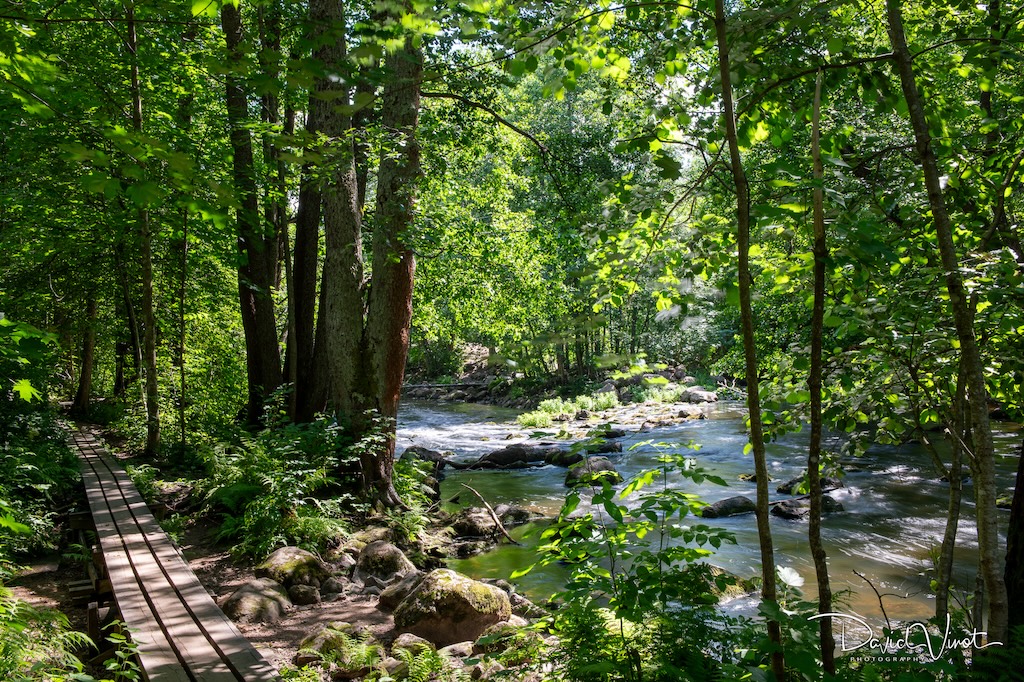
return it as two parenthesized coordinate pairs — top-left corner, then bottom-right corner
(397, 399), (1019, 625)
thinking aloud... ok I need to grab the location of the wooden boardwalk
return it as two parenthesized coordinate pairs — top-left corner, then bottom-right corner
(72, 429), (279, 681)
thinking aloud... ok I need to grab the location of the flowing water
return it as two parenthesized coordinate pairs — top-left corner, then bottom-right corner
(397, 399), (1020, 627)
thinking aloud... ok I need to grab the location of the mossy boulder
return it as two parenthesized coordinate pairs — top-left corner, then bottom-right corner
(294, 621), (383, 672)
(221, 578), (291, 624)
(394, 569), (512, 647)
(565, 457), (623, 487)
(255, 546), (331, 589)
(378, 571), (426, 611)
(354, 540), (417, 584)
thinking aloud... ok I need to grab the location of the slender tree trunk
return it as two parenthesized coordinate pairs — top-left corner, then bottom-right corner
(177, 213), (188, 456)
(936, 361), (968, 622)
(115, 247), (143, 395)
(126, 5), (160, 456)
(1005, 440), (1024, 631)
(886, 0), (1008, 644)
(713, 3), (785, 678)
(71, 297), (98, 415)
(807, 70), (836, 674)
(222, 2), (282, 426)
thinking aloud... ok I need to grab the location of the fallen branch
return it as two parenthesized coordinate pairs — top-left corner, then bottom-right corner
(460, 483), (520, 546)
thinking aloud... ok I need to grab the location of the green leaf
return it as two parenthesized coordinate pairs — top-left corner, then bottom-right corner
(12, 379), (41, 402)
(827, 37), (844, 54)
(191, 0), (219, 17)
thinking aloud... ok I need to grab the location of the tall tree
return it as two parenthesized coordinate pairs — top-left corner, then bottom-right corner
(713, 1), (785, 678)
(886, 0), (1008, 644)
(221, 1), (283, 426)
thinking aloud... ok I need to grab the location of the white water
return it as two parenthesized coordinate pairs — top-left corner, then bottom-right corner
(397, 400), (1020, 626)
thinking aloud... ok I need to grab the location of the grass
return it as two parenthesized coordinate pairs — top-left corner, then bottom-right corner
(517, 391), (620, 427)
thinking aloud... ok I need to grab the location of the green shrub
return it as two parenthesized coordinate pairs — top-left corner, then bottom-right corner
(0, 586), (91, 680)
(200, 416), (359, 558)
(591, 391), (619, 411)
(517, 411), (553, 428)
(516, 443), (750, 681)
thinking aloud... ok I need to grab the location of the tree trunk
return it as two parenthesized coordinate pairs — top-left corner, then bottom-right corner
(1004, 440), (1024, 631)
(713, 2), (785, 678)
(359, 33), (422, 506)
(807, 70), (836, 674)
(936, 360), (968, 622)
(886, 0), (1008, 644)
(71, 297), (98, 415)
(222, 1), (282, 426)
(127, 5), (160, 457)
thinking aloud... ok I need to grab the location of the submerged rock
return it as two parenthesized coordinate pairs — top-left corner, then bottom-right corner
(771, 495), (844, 520)
(394, 569), (512, 647)
(777, 476), (844, 495)
(701, 495), (757, 518)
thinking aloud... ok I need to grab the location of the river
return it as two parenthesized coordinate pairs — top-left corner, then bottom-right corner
(396, 399), (1020, 627)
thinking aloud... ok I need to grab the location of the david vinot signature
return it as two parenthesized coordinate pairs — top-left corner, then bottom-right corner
(808, 613), (1003, 662)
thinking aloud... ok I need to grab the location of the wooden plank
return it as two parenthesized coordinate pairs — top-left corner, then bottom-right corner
(72, 429), (278, 682)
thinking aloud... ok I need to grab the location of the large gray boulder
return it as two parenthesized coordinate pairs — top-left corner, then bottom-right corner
(221, 578), (291, 624)
(354, 541), (417, 584)
(378, 571), (426, 611)
(394, 569), (512, 647)
(255, 546), (331, 589)
(701, 495), (757, 518)
(683, 387), (718, 403)
(565, 457), (623, 487)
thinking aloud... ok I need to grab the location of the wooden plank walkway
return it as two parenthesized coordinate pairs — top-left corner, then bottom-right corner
(71, 429), (279, 681)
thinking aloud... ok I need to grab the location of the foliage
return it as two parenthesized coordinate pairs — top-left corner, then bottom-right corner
(200, 416), (358, 558)
(0, 586), (92, 681)
(517, 390), (620, 427)
(383, 646), (470, 682)
(517, 444), (754, 681)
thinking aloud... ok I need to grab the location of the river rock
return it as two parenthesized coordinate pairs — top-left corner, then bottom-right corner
(771, 495), (844, 520)
(494, 503), (536, 527)
(582, 441), (623, 455)
(379, 571), (426, 611)
(596, 380), (618, 394)
(565, 457), (623, 487)
(394, 569), (512, 647)
(589, 427), (627, 439)
(321, 576), (347, 597)
(288, 584), (321, 606)
(678, 405), (706, 419)
(295, 621), (380, 670)
(776, 476), (844, 495)
(354, 540), (417, 584)
(701, 495), (757, 518)
(545, 448), (583, 466)
(401, 445), (452, 465)
(392, 632), (435, 658)
(255, 546), (331, 589)
(221, 578), (291, 624)
(683, 387), (718, 403)
(471, 444), (561, 469)
(453, 507), (499, 537)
